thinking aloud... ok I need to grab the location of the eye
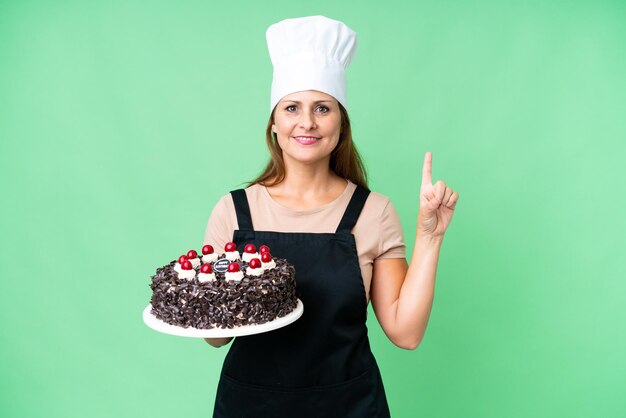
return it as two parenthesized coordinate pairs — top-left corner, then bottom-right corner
(285, 105), (297, 112)
(316, 105), (330, 113)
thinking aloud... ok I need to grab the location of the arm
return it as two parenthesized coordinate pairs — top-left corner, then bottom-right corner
(370, 233), (443, 350)
(371, 151), (459, 350)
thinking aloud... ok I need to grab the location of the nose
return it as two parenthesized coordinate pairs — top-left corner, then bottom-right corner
(298, 110), (317, 130)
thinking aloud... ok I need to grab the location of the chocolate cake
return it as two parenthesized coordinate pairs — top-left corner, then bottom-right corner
(149, 243), (298, 329)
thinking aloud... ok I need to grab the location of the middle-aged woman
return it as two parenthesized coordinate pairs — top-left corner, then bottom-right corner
(203, 16), (459, 418)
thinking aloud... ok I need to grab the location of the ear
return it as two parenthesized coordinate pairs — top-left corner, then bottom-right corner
(271, 124), (277, 133)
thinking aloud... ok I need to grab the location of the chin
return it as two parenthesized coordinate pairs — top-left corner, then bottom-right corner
(284, 154), (331, 166)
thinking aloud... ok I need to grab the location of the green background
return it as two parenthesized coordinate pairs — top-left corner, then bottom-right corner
(1, 0), (625, 417)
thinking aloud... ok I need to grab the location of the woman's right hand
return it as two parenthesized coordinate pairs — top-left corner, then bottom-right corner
(204, 337), (233, 348)
(417, 151), (458, 237)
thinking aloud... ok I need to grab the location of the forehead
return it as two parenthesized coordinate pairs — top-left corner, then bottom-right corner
(279, 90), (337, 104)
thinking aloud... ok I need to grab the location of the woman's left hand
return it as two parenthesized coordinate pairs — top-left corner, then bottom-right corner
(417, 151), (459, 237)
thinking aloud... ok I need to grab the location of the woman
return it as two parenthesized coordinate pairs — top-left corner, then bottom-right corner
(204, 16), (458, 418)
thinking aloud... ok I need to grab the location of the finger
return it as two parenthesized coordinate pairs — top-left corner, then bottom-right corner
(434, 180), (446, 204)
(447, 191), (459, 209)
(421, 151), (432, 186)
(421, 186), (437, 209)
(442, 186), (454, 205)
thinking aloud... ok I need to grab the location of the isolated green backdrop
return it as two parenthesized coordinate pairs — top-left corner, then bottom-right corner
(1, 1), (625, 417)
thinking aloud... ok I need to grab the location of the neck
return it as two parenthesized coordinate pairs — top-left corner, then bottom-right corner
(283, 165), (339, 196)
(265, 159), (348, 208)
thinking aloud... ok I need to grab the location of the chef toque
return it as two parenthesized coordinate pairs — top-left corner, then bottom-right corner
(266, 15), (358, 111)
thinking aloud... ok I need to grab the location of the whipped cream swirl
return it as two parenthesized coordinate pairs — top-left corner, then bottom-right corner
(225, 251), (240, 261)
(198, 272), (216, 283)
(202, 253), (218, 263)
(261, 259), (276, 270)
(177, 268), (196, 280)
(188, 257), (201, 268)
(225, 271), (244, 281)
(242, 251), (260, 263)
(245, 266), (264, 276)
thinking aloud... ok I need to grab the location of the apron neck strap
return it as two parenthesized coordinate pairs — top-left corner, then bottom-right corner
(231, 185), (371, 233)
(335, 185), (371, 233)
(230, 189), (253, 230)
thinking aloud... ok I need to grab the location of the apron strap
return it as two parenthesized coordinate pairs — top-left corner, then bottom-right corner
(231, 185), (370, 233)
(230, 189), (253, 230)
(335, 185), (371, 233)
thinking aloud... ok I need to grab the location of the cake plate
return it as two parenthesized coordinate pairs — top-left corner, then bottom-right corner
(142, 299), (304, 338)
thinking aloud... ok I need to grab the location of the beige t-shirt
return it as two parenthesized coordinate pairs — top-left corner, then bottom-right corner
(204, 180), (406, 302)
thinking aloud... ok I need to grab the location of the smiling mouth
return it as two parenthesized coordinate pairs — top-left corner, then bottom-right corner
(292, 136), (321, 145)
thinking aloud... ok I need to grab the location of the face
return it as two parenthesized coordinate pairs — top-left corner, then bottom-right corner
(271, 90), (342, 167)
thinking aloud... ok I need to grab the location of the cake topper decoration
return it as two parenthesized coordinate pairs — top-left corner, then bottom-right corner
(186, 249), (201, 268)
(174, 254), (189, 274)
(261, 253), (272, 263)
(225, 242), (240, 261)
(198, 262), (216, 283)
(225, 261), (244, 281)
(213, 258), (230, 273)
(261, 252), (276, 270)
(246, 257), (264, 276)
(177, 259), (196, 280)
(242, 243), (260, 262)
(202, 244), (218, 263)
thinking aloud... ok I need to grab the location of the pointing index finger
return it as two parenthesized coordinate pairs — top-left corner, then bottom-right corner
(421, 151), (433, 186)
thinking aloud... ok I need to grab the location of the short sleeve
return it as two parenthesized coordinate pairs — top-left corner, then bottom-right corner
(203, 194), (237, 252)
(376, 200), (406, 259)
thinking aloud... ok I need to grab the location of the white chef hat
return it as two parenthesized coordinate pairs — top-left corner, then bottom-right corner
(266, 15), (358, 111)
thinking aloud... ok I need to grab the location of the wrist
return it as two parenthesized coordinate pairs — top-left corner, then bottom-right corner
(415, 228), (444, 246)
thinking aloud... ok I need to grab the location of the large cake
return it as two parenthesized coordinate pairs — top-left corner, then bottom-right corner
(149, 242), (298, 329)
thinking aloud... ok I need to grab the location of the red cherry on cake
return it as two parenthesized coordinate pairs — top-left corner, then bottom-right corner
(227, 262), (240, 272)
(178, 255), (188, 264)
(249, 258), (261, 269)
(244, 244), (257, 254)
(261, 252), (272, 263)
(200, 264), (213, 274)
(225, 242), (237, 252)
(202, 244), (214, 255)
(259, 245), (270, 254)
(181, 260), (193, 270)
(187, 249), (198, 259)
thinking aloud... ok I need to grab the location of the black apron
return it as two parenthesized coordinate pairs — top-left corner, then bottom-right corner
(213, 185), (391, 418)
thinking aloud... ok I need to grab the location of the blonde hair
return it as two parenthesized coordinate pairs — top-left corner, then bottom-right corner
(248, 103), (368, 188)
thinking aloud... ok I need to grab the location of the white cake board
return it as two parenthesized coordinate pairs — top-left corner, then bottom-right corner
(143, 299), (304, 338)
